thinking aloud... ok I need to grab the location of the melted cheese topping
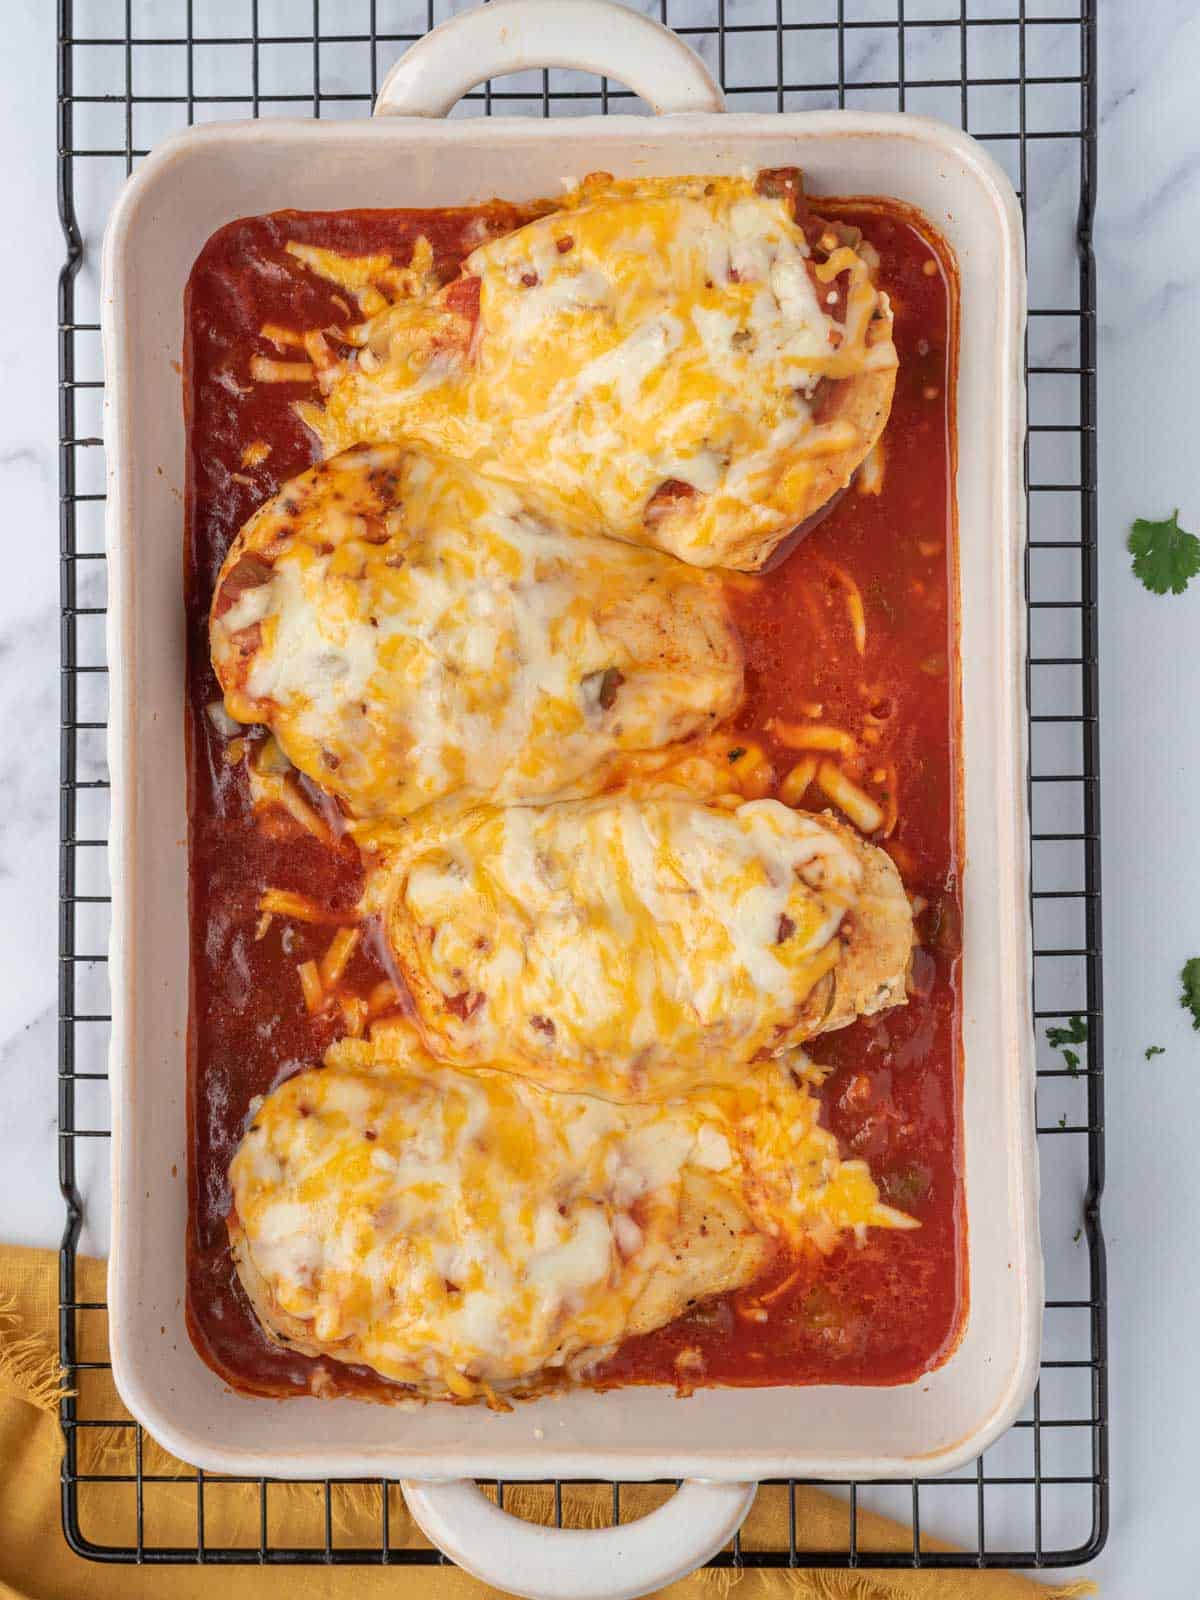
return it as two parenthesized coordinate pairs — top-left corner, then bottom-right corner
(286, 235), (441, 316)
(298, 174), (898, 571)
(210, 445), (742, 821)
(228, 1041), (914, 1398)
(367, 794), (912, 1099)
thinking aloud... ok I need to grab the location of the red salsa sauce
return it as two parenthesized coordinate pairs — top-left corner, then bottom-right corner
(184, 197), (964, 1399)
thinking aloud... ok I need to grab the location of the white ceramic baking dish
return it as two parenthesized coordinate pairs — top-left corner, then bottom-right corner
(101, 2), (1037, 1595)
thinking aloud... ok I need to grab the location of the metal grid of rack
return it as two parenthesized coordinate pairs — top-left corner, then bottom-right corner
(57, 0), (1105, 1572)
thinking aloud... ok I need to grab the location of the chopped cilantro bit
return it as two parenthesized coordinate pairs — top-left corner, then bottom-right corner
(1128, 509), (1200, 595)
(1058, 1114), (1068, 1129)
(727, 747), (746, 763)
(882, 1163), (932, 1209)
(1181, 959), (1200, 1030)
(1145, 1045), (1166, 1061)
(1046, 1015), (1087, 1049)
(800, 1286), (841, 1331)
(1073, 1228), (1082, 1244)
(1063, 1048), (1080, 1076)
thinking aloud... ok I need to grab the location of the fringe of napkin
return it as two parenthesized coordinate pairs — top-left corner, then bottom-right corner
(0, 1249), (1096, 1600)
(0, 1292), (71, 1414)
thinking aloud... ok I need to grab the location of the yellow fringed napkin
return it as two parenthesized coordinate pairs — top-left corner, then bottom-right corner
(0, 1245), (1095, 1600)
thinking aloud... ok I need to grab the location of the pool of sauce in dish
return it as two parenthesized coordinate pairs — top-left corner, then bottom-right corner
(183, 195), (963, 1399)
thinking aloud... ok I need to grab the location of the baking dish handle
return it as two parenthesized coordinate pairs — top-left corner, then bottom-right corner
(401, 1477), (756, 1600)
(374, 0), (726, 119)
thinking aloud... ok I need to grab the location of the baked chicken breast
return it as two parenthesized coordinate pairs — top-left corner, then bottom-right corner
(364, 794), (913, 1101)
(297, 171), (897, 571)
(227, 1037), (914, 1402)
(209, 444), (742, 822)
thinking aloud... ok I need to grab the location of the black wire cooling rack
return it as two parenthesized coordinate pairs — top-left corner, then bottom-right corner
(56, 0), (1105, 1574)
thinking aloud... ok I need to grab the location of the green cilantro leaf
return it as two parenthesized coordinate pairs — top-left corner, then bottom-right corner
(1062, 1048), (1080, 1076)
(1145, 1045), (1165, 1061)
(1128, 510), (1200, 595)
(1057, 1114), (1068, 1129)
(1181, 959), (1200, 1030)
(727, 747), (746, 763)
(1046, 1015), (1087, 1050)
(1072, 1227), (1082, 1244)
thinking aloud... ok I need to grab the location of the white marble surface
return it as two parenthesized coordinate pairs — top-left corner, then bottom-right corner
(0, 0), (1196, 1588)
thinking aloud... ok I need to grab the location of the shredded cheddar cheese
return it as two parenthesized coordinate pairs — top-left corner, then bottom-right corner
(227, 1040), (915, 1401)
(366, 793), (913, 1100)
(211, 444), (742, 824)
(296, 174), (898, 571)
